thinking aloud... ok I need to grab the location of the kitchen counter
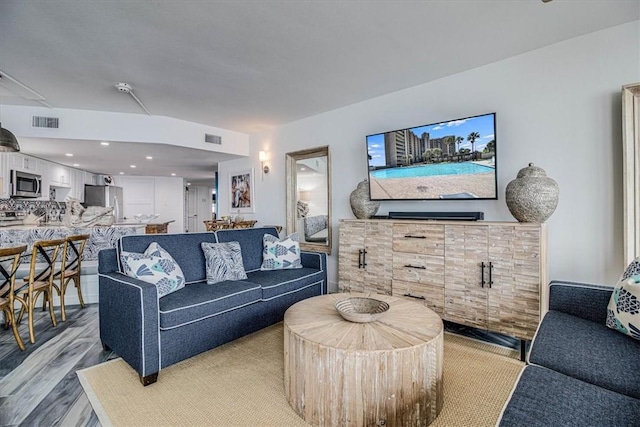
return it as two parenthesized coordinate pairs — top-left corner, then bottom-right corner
(0, 224), (145, 261)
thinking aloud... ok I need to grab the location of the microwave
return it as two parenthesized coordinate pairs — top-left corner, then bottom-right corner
(11, 170), (42, 198)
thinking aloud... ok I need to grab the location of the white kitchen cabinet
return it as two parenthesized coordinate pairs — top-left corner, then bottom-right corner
(70, 168), (85, 201)
(0, 153), (8, 197)
(50, 164), (71, 187)
(10, 153), (45, 174)
(84, 172), (96, 186)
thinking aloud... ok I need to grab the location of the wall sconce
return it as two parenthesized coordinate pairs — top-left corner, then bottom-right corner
(259, 151), (270, 180)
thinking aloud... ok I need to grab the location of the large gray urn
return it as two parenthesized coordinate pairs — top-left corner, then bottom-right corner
(506, 163), (559, 223)
(350, 180), (380, 219)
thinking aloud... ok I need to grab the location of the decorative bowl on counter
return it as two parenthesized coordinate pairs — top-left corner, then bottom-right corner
(335, 297), (390, 323)
(133, 213), (160, 223)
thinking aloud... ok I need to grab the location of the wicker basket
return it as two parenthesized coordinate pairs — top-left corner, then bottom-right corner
(335, 297), (390, 323)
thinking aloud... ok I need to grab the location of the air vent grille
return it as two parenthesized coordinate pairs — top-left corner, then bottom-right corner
(205, 133), (222, 145)
(32, 116), (59, 128)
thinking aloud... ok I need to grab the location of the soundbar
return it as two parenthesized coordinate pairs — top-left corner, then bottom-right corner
(386, 211), (484, 221)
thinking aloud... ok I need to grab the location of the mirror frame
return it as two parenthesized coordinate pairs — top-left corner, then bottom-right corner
(286, 146), (332, 255)
(623, 83), (640, 264)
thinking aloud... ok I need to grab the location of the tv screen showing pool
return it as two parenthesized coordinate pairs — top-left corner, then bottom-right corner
(366, 112), (497, 201)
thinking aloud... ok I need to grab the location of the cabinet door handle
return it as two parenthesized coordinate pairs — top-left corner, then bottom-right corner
(357, 249), (363, 269)
(488, 261), (494, 288)
(480, 262), (486, 288)
(404, 235), (426, 239)
(362, 249), (367, 268)
(404, 264), (426, 270)
(403, 293), (426, 300)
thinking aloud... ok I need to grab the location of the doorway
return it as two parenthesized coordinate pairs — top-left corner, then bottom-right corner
(187, 186), (199, 232)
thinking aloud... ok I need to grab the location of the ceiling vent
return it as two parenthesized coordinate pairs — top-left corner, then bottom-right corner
(205, 133), (222, 145)
(32, 116), (59, 128)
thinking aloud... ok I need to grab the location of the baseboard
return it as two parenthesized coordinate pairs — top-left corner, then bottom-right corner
(52, 273), (99, 306)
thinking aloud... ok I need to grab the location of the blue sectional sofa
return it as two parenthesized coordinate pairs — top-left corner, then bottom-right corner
(498, 281), (640, 426)
(98, 227), (327, 385)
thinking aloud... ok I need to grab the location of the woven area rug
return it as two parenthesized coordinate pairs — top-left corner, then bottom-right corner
(78, 324), (523, 427)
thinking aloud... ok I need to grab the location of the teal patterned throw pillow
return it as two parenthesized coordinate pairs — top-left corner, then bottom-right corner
(607, 272), (640, 340)
(621, 257), (640, 281)
(260, 232), (302, 271)
(201, 241), (248, 284)
(120, 242), (185, 298)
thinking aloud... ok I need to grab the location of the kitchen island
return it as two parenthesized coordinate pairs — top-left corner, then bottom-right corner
(0, 223), (146, 261)
(0, 223), (146, 306)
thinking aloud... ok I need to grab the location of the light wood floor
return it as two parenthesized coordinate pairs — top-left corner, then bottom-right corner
(0, 303), (520, 427)
(0, 304), (112, 427)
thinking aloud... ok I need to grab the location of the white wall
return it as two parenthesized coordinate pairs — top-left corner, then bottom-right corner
(219, 21), (640, 291)
(114, 175), (185, 233)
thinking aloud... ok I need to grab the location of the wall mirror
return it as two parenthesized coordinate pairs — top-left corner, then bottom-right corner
(286, 146), (331, 255)
(623, 83), (640, 264)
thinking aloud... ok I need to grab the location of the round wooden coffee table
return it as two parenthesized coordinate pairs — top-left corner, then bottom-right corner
(284, 293), (444, 427)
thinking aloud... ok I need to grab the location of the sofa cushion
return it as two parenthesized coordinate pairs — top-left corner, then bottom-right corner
(158, 280), (261, 330)
(119, 233), (218, 284)
(529, 310), (640, 399)
(201, 241), (248, 284)
(607, 275), (640, 340)
(120, 242), (186, 298)
(260, 232), (302, 271)
(304, 215), (327, 239)
(499, 365), (640, 427)
(246, 268), (325, 300)
(216, 227), (278, 272)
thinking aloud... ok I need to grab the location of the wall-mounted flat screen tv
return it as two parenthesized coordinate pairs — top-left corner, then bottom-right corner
(366, 112), (497, 201)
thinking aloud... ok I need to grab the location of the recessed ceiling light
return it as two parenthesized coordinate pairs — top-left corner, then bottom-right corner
(73, 163), (79, 167)
(119, 172), (124, 175)
(301, 167), (306, 170)
(100, 142), (110, 146)
(171, 173), (176, 176)
(65, 153), (73, 157)
(187, 182), (191, 186)
(130, 165), (136, 168)
(146, 156), (153, 160)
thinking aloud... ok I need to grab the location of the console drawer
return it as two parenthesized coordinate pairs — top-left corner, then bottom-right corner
(392, 280), (444, 316)
(393, 252), (444, 285)
(392, 223), (445, 255)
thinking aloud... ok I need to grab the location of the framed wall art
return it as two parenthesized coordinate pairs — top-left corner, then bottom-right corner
(229, 168), (255, 213)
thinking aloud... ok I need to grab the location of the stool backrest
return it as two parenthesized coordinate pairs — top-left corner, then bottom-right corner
(61, 234), (90, 275)
(0, 245), (27, 297)
(27, 239), (65, 284)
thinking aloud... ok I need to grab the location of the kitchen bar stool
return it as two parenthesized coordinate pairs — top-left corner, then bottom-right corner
(16, 239), (65, 344)
(0, 245), (28, 350)
(53, 234), (89, 321)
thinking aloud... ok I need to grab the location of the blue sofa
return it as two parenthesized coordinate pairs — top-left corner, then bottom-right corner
(498, 281), (640, 426)
(98, 227), (327, 386)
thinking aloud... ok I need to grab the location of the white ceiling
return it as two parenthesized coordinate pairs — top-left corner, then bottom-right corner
(0, 0), (638, 181)
(19, 137), (240, 185)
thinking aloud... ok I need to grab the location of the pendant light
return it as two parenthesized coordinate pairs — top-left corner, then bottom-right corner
(0, 123), (20, 152)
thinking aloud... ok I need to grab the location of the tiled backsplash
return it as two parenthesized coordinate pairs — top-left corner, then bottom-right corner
(0, 198), (66, 216)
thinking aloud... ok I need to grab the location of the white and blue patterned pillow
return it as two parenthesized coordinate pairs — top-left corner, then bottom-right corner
(621, 257), (640, 280)
(120, 242), (185, 298)
(260, 232), (302, 271)
(201, 241), (248, 284)
(606, 274), (640, 340)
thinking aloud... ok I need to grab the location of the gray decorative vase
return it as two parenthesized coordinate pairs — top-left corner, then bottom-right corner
(350, 180), (380, 219)
(506, 163), (559, 223)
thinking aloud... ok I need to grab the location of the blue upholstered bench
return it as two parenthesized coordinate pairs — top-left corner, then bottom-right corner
(498, 281), (640, 426)
(98, 227), (327, 385)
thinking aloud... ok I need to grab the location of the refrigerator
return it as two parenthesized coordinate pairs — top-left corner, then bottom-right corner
(84, 185), (124, 223)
